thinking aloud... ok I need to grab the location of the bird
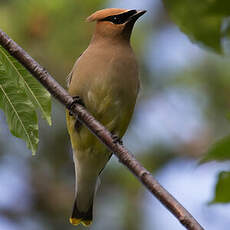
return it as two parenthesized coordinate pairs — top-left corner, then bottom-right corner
(66, 8), (146, 227)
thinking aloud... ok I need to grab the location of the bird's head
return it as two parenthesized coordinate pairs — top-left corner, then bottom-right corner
(87, 8), (146, 42)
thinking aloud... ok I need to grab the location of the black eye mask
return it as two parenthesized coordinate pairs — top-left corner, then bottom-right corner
(101, 10), (137, 24)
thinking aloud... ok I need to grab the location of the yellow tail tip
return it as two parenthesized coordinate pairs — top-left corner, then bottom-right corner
(69, 218), (92, 227)
(69, 217), (82, 226)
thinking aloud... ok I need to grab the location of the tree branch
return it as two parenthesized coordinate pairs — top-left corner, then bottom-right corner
(0, 29), (204, 230)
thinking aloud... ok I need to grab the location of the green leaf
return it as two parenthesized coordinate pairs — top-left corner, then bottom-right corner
(0, 85), (38, 154)
(163, 0), (230, 53)
(201, 135), (230, 163)
(0, 46), (52, 154)
(0, 46), (51, 125)
(211, 171), (230, 204)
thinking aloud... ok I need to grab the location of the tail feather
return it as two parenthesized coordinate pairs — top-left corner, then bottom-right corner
(70, 152), (101, 227)
(69, 199), (93, 227)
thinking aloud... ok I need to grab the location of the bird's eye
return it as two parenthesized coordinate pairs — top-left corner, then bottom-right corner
(111, 16), (120, 24)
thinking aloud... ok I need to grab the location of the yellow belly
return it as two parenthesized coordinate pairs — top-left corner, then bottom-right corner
(66, 82), (136, 169)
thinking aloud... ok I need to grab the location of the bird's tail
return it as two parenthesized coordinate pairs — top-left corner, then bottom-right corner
(69, 199), (93, 227)
(69, 160), (98, 227)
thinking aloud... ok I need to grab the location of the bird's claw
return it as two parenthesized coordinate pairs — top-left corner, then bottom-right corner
(69, 96), (85, 116)
(111, 134), (123, 145)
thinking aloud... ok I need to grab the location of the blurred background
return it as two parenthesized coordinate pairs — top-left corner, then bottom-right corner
(1, 0), (230, 229)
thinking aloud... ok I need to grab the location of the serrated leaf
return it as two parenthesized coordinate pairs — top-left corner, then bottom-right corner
(201, 135), (230, 163)
(163, 0), (230, 53)
(0, 46), (51, 125)
(211, 171), (230, 204)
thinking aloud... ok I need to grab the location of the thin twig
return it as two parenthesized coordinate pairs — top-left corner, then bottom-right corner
(0, 29), (204, 230)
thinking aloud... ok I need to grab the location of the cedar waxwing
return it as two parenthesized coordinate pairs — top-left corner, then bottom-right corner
(66, 8), (146, 227)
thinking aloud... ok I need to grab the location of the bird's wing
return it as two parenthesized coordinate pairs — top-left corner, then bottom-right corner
(66, 70), (73, 88)
(66, 53), (83, 88)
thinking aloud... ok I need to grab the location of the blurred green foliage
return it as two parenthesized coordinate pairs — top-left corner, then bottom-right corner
(163, 0), (230, 53)
(163, 0), (230, 209)
(164, 0), (230, 204)
(201, 136), (230, 163)
(211, 171), (230, 203)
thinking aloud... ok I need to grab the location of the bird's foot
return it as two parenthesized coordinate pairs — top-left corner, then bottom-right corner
(111, 134), (123, 145)
(69, 96), (85, 116)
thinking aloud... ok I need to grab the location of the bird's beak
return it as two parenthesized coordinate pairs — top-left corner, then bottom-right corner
(129, 10), (147, 22)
